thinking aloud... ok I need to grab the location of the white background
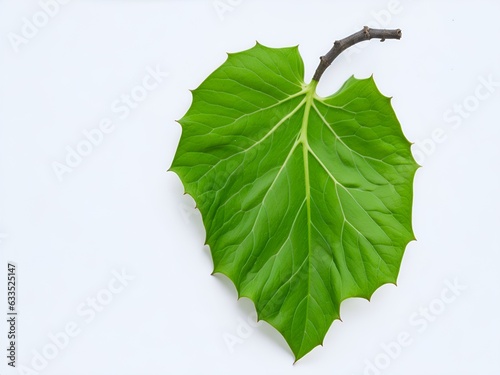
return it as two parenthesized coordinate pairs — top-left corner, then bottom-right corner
(1, 1), (499, 374)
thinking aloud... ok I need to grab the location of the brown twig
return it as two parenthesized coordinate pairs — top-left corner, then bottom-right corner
(312, 26), (402, 82)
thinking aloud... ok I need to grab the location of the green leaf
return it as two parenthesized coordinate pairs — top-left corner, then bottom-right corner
(170, 43), (418, 361)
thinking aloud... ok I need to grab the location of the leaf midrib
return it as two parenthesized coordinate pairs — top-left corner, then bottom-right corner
(295, 81), (318, 355)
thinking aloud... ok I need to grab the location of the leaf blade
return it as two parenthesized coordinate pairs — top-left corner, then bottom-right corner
(171, 43), (417, 361)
